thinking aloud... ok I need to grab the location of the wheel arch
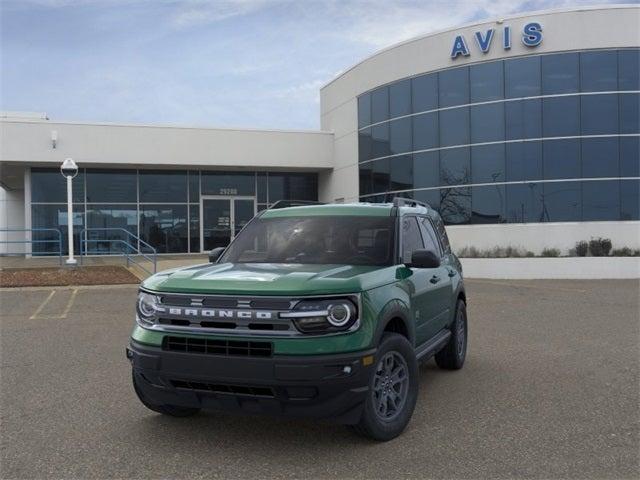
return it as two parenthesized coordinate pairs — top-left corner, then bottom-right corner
(372, 299), (415, 347)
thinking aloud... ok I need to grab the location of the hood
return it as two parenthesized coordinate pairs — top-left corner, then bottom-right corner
(142, 262), (397, 296)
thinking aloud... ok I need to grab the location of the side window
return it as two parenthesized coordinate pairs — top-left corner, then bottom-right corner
(433, 216), (451, 254)
(401, 217), (424, 264)
(419, 217), (441, 256)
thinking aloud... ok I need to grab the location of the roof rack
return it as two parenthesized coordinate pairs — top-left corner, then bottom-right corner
(268, 200), (326, 210)
(391, 197), (431, 209)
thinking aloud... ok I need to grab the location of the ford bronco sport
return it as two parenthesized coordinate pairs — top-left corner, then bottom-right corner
(128, 198), (467, 441)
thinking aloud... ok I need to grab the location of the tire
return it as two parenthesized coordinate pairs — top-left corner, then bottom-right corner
(132, 371), (200, 417)
(351, 333), (419, 441)
(435, 299), (467, 370)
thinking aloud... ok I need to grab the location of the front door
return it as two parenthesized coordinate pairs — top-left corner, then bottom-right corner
(200, 197), (255, 252)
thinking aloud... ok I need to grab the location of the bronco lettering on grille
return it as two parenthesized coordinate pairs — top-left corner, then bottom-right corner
(156, 306), (273, 320)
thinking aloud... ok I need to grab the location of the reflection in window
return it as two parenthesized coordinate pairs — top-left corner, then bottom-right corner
(86, 170), (136, 203)
(189, 204), (200, 253)
(543, 96), (580, 137)
(506, 183), (543, 223)
(581, 50), (618, 92)
(31, 204), (84, 255)
(139, 170), (187, 203)
(618, 49), (640, 91)
(371, 86), (389, 123)
(505, 56), (541, 98)
(470, 61), (504, 102)
(389, 117), (412, 155)
(188, 171), (200, 202)
(440, 187), (471, 225)
(389, 79), (411, 118)
(358, 94), (371, 128)
(620, 137), (640, 177)
(470, 103), (505, 143)
(359, 164), (373, 196)
(371, 123), (390, 158)
(471, 144), (505, 184)
(439, 67), (469, 107)
(401, 217), (424, 263)
(372, 158), (390, 193)
(202, 172), (255, 196)
(582, 138), (619, 178)
(413, 152), (439, 189)
(139, 205), (188, 253)
(620, 92), (640, 134)
(506, 142), (543, 182)
(582, 180), (620, 221)
(581, 94), (619, 135)
(471, 185), (506, 224)
(359, 128), (373, 162)
(412, 112), (438, 151)
(505, 99), (541, 140)
(414, 189), (440, 212)
(542, 182), (581, 222)
(440, 148), (470, 186)
(543, 139), (580, 180)
(621, 180), (640, 220)
(31, 168), (85, 203)
(256, 172), (267, 203)
(267, 173), (317, 203)
(390, 155), (413, 192)
(411, 73), (438, 113)
(439, 107), (469, 147)
(86, 205), (137, 254)
(541, 53), (579, 94)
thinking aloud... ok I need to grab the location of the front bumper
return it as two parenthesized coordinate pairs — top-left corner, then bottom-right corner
(128, 340), (376, 424)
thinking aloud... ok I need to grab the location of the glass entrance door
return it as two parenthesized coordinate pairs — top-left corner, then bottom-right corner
(200, 197), (255, 252)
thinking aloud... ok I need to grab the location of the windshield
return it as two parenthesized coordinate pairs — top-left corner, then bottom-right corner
(220, 215), (396, 266)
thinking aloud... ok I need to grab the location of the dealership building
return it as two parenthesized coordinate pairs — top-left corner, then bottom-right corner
(1, 5), (638, 257)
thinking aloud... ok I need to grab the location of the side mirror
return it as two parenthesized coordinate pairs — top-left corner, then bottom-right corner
(407, 249), (440, 269)
(208, 247), (226, 263)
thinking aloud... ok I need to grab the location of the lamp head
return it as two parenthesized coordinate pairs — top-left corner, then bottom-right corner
(60, 158), (78, 179)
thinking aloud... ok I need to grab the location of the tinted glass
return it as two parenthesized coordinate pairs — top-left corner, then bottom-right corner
(414, 189), (441, 212)
(31, 168), (85, 203)
(440, 148), (470, 186)
(401, 216), (424, 263)
(472, 185), (506, 224)
(543, 182), (581, 222)
(390, 155), (413, 191)
(221, 216), (396, 266)
(413, 152), (439, 189)
(581, 94), (619, 135)
(418, 217), (441, 254)
(506, 183), (543, 223)
(618, 49), (640, 90)
(189, 204), (200, 252)
(371, 87), (389, 123)
(139, 170), (187, 203)
(359, 164), (373, 196)
(581, 51), (618, 92)
(439, 107), (469, 147)
(389, 79), (411, 118)
(470, 103), (505, 143)
(621, 179), (640, 220)
(439, 67), (469, 107)
(389, 117), (412, 155)
(86, 170), (136, 203)
(31, 204), (84, 255)
(505, 99), (542, 140)
(267, 173), (317, 202)
(506, 142), (543, 182)
(86, 205), (137, 253)
(371, 123), (390, 158)
(202, 172), (254, 196)
(470, 61), (504, 102)
(582, 180), (620, 221)
(582, 137), (619, 178)
(431, 215), (450, 252)
(189, 171), (200, 202)
(359, 128), (373, 162)
(620, 93), (639, 134)
(358, 93), (371, 128)
(256, 172), (267, 203)
(505, 56), (541, 98)
(139, 205), (188, 253)
(471, 144), (505, 184)
(440, 187), (471, 225)
(372, 158), (390, 193)
(543, 96), (580, 137)
(620, 137), (640, 177)
(412, 73), (438, 112)
(541, 53), (579, 94)
(412, 112), (438, 151)
(543, 139), (580, 180)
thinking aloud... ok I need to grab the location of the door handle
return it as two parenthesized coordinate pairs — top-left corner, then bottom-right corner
(430, 275), (440, 284)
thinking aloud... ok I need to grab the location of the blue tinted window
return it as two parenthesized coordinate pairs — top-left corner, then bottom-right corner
(470, 103), (505, 143)
(439, 67), (469, 107)
(543, 182), (581, 222)
(581, 51), (618, 92)
(439, 107), (469, 147)
(506, 142), (543, 182)
(440, 147), (470, 186)
(470, 61), (504, 102)
(189, 171), (200, 202)
(86, 205), (138, 246)
(359, 128), (372, 162)
(471, 144), (505, 184)
(619, 49), (640, 91)
(412, 73), (438, 112)
(581, 94), (619, 135)
(621, 179), (640, 220)
(359, 164), (373, 196)
(140, 205), (188, 253)
(31, 168), (85, 203)
(506, 183), (543, 223)
(412, 112), (438, 151)
(543, 96), (580, 137)
(389, 79), (411, 118)
(413, 189), (440, 211)
(582, 180), (620, 221)
(139, 170), (187, 203)
(86, 169), (136, 203)
(620, 93), (639, 134)
(372, 158), (390, 193)
(472, 185), (506, 224)
(390, 155), (413, 191)
(505, 56), (541, 98)
(358, 94), (371, 128)
(371, 124), (390, 158)
(543, 139), (580, 180)
(620, 137), (640, 177)
(541, 53), (579, 94)
(582, 138), (619, 178)
(371, 87), (389, 123)
(505, 99), (542, 140)
(389, 117), (412, 155)
(31, 204), (84, 255)
(413, 152), (439, 189)
(440, 187), (471, 224)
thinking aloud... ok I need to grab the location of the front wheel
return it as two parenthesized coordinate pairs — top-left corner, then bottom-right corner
(351, 333), (418, 441)
(435, 299), (467, 370)
(132, 371), (200, 417)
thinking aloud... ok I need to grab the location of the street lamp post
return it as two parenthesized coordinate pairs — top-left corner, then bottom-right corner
(60, 158), (78, 265)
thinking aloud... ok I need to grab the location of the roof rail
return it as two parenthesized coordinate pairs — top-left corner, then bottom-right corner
(269, 200), (326, 210)
(391, 197), (431, 209)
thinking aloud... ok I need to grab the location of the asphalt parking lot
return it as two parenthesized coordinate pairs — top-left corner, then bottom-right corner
(1, 279), (638, 479)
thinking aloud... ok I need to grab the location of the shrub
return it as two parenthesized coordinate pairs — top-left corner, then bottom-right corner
(575, 241), (589, 257)
(611, 247), (640, 257)
(540, 248), (561, 257)
(589, 237), (612, 257)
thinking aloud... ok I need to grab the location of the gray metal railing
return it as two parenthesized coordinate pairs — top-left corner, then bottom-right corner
(0, 228), (63, 265)
(79, 228), (157, 275)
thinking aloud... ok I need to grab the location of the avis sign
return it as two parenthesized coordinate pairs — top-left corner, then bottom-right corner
(450, 22), (543, 59)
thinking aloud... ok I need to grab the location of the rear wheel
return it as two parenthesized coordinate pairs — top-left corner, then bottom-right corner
(435, 299), (467, 370)
(132, 371), (200, 417)
(351, 333), (418, 441)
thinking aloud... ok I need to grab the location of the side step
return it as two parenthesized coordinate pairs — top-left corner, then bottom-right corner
(415, 329), (451, 362)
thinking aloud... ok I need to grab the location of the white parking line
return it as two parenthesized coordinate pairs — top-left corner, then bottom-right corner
(29, 288), (79, 320)
(29, 290), (56, 319)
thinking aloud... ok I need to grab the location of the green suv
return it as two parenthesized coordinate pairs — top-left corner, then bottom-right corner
(128, 198), (467, 441)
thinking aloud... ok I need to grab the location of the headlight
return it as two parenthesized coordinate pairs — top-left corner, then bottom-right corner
(136, 291), (159, 325)
(281, 298), (358, 334)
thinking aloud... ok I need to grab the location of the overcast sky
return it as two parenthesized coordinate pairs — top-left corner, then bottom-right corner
(0, 0), (628, 130)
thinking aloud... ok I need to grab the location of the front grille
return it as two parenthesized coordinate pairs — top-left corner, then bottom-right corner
(171, 379), (275, 397)
(163, 336), (273, 357)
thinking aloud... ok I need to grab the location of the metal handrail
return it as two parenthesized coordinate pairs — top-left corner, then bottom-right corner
(79, 228), (157, 275)
(0, 228), (63, 265)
